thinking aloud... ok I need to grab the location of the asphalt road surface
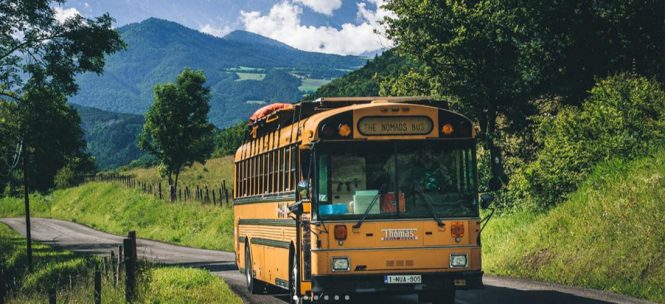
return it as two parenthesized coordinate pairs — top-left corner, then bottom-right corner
(0, 218), (655, 304)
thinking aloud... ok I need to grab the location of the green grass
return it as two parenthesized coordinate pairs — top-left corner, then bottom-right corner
(0, 224), (241, 304)
(298, 78), (331, 92)
(483, 150), (665, 303)
(0, 182), (235, 251)
(122, 156), (236, 197)
(143, 268), (242, 304)
(235, 72), (266, 81)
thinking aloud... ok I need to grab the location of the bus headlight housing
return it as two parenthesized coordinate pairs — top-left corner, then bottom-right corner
(332, 257), (350, 271)
(450, 254), (467, 268)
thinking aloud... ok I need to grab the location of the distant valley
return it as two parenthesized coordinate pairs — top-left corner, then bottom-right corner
(70, 18), (365, 127)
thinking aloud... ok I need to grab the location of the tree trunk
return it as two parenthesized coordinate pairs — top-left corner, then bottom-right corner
(174, 170), (180, 201)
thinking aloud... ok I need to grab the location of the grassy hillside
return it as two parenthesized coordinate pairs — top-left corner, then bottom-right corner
(122, 156), (235, 195)
(0, 223), (241, 304)
(0, 182), (235, 251)
(483, 150), (665, 303)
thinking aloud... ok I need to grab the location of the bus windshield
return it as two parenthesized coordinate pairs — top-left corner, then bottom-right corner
(315, 140), (478, 220)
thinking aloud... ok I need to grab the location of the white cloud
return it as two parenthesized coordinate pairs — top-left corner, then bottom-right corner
(199, 24), (232, 37)
(240, 0), (394, 56)
(54, 7), (81, 23)
(294, 0), (342, 16)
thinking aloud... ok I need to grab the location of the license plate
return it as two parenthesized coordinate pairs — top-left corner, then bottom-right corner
(384, 275), (422, 284)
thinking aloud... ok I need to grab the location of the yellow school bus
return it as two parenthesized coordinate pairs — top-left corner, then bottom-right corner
(234, 97), (491, 304)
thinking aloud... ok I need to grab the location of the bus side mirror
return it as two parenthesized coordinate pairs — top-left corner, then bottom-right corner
(297, 180), (310, 199)
(480, 193), (494, 209)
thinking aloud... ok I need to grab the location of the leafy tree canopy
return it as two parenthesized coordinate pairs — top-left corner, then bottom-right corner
(139, 68), (215, 193)
(0, 0), (124, 193)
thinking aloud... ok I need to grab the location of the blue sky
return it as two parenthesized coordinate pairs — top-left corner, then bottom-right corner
(55, 0), (393, 55)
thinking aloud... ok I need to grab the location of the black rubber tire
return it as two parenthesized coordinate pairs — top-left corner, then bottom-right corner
(245, 244), (265, 294)
(418, 290), (456, 304)
(289, 250), (304, 304)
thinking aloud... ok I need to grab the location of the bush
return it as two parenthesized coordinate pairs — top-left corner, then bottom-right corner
(516, 73), (665, 209)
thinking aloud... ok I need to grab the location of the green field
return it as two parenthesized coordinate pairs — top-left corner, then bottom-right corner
(122, 156), (236, 196)
(0, 223), (241, 304)
(299, 78), (332, 92)
(483, 150), (665, 303)
(0, 182), (235, 251)
(235, 72), (266, 81)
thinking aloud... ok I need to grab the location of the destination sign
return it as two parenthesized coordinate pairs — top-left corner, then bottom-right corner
(358, 116), (433, 136)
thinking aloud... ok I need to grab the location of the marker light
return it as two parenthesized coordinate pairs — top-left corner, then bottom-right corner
(451, 222), (465, 238)
(334, 225), (348, 240)
(441, 123), (455, 135)
(321, 123), (335, 137)
(338, 123), (352, 137)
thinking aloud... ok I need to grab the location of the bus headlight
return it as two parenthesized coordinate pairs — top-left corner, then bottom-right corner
(332, 257), (350, 271)
(450, 254), (467, 268)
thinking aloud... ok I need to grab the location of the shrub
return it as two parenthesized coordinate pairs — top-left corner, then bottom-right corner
(516, 73), (665, 209)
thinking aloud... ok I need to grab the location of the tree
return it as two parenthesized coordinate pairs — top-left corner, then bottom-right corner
(0, 0), (124, 191)
(139, 68), (215, 198)
(17, 69), (94, 192)
(383, 0), (539, 135)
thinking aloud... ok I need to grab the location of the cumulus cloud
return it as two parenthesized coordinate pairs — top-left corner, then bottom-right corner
(199, 24), (232, 37)
(54, 7), (81, 23)
(294, 0), (342, 16)
(240, 0), (394, 56)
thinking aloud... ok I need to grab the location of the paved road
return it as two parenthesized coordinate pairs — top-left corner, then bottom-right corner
(0, 218), (655, 304)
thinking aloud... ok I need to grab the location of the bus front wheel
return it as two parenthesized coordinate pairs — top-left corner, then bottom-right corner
(289, 250), (307, 304)
(418, 290), (456, 304)
(245, 244), (265, 294)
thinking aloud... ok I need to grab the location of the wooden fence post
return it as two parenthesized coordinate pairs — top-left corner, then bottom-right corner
(225, 187), (229, 206)
(116, 245), (123, 285)
(111, 250), (117, 286)
(205, 186), (209, 203)
(94, 269), (102, 304)
(195, 185), (200, 200)
(123, 238), (136, 303)
(212, 190), (216, 205)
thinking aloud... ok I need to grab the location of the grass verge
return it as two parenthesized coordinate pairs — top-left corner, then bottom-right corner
(122, 156), (235, 196)
(0, 182), (235, 251)
(483, 150), (665, 303)
(0, 223), (242, 303)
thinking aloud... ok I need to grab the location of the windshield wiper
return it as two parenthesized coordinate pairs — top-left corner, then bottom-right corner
(352, 184), (386, 229)
(417, 190), (445, 228)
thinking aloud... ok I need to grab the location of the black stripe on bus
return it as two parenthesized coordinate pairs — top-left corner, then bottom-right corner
(238, 219), (296, 227)
(250, 237), (291, 249)
(234, 194), (295, 205)
(238, 236), (246, 243)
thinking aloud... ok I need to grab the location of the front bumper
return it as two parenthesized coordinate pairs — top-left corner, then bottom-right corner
(311, 270), (483, 296)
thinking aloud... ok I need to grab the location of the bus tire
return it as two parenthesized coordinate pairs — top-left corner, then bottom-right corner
(418, 289), (455, 304)
(289, 248), (305, 304)
(245, 243), (265, 294)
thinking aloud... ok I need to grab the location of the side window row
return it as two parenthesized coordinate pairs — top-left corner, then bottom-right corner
(235, 145), (298, 198)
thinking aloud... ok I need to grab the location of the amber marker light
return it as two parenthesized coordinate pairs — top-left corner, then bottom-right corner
(442, 123), (455, 135)
(334, 225), (348, 241)
(451, 222), (464, 243)
(338, 124), (352, 137)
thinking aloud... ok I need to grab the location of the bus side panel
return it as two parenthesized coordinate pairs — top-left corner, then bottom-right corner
(234, 201), (297, 289)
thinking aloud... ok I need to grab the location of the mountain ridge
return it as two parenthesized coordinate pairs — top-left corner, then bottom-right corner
(70, 18), (365, 127)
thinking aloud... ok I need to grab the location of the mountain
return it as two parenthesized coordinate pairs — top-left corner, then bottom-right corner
(74, 105), (146, 169)
(70, 18), (365, 127)
(305, 49), (419, 100)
